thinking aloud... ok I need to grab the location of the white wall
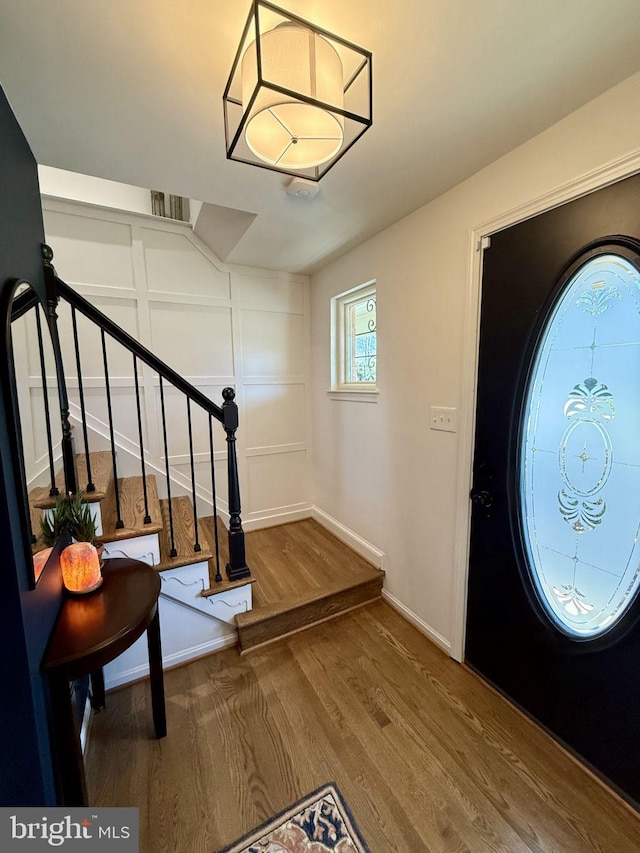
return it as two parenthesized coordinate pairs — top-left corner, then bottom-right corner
(310, 71), (640, 657)
(38, 166), (153, 216)
(15, 199), (311, 528)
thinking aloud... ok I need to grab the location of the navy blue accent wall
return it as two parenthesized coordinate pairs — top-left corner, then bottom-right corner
(0, 86), (63, 805)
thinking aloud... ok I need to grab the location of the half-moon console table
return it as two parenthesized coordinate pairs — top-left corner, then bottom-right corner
(42, 558), (167, 805)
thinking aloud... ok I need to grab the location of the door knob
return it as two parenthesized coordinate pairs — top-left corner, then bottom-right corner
(470, 489), (494, 508)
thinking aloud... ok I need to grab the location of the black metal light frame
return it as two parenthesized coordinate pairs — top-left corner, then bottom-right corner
(223, 0), (373, 181)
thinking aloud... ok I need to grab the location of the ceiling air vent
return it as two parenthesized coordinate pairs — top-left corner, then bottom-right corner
(150, 190), (189, 222)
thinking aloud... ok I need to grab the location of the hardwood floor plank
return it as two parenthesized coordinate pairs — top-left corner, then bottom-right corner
(287, 624), (526, 853)
(247, 642), (431, 853)
(352, 605), (640, 852)
(86, 601), (640, 853)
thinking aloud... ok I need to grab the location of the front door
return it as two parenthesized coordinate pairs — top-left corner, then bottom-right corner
(466, 172), (640, 808)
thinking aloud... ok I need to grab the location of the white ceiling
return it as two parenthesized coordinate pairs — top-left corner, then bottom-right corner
(2, 0), (640, 275)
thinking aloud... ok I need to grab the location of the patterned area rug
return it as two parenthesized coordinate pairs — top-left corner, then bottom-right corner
(217, 783), (371, 853)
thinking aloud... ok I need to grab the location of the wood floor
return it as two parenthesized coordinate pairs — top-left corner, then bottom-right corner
(86, 601), (640, 853)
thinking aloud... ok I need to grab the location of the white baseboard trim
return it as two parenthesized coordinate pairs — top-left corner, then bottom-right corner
(311, 505), (385, 569)
(243, 504), (313, 531)
(104, 632), (238, 690)
(382, 589), (452, 655)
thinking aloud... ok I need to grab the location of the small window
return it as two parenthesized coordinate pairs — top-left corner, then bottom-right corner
(330, 280), (378, 400)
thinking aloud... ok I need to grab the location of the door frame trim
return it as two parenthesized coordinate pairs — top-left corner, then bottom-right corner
(449, 146), (640, 662)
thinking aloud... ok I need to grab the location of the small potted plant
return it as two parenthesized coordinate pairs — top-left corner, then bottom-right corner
(40, 493), (103, 594)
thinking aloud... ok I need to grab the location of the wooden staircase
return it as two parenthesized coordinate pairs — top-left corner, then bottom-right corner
(30, 452), (384, 669)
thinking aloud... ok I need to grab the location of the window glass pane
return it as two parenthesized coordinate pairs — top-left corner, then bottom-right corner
(520, 254), (640, 639)
(347, 295), (376, 383)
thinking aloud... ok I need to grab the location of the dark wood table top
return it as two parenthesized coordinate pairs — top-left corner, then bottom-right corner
(42, 558), (161, 680)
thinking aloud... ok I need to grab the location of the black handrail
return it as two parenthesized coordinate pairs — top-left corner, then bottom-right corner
(56, 279), (224, 423)
(11, 286), (38, 321)
(14, 253), (249, 583)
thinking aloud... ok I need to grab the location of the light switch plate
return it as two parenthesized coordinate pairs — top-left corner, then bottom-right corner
(430, 406), (457, 432)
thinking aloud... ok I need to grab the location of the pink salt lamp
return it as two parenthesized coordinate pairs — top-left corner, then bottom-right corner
(60, 541), (102, 594)
(33, 547), (53, 583)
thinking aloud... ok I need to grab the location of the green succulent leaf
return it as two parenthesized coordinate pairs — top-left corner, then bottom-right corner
(39, 491), (97, 545)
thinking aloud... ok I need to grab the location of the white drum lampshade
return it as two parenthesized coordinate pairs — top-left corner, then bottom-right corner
(241, 23), (344, 169)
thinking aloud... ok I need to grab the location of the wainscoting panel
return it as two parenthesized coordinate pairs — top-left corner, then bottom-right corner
(43, 209), (135, 289)
(246, 450), (308, 515)
(33, 199), (311, 525)
(240, 309), (306, 379)
(236, 272), (305, 314)
(244, 382), (306, 450)
(148, 302), (234, 378)
(142, 227), (231, 300)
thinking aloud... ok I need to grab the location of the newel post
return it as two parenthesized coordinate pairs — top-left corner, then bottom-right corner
(222, 388), (251, 581)
(42, 244), (78, 496)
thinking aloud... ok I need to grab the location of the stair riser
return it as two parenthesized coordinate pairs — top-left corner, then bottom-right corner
(237, 577), (383, 654)
(159, 560), (251, 622)
(102, 533), (160, 566)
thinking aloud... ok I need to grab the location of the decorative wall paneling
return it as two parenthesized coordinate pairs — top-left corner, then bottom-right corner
(20, 199), (311, 528)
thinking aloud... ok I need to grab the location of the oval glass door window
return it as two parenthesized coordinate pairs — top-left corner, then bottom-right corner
(520, 253), (640, 639)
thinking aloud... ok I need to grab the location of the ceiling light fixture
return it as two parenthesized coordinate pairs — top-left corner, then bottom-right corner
(223, 1), (372, 181)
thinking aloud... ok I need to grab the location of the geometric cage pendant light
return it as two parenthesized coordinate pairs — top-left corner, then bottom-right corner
(223, 0), (372, 181)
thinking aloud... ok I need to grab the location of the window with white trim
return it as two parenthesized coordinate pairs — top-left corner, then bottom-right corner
(330, 280), (378, 400)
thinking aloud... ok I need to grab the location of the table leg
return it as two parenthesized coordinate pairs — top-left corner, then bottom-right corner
(90, 668), (105, 710)
(47, 671), (88, 806)
(146, 605), (167, 738)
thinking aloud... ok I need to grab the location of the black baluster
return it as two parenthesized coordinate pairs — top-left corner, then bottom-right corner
(159, 376), (177, 557)
(70, 306), (94, 492)
(101, 329), (124, 529)
(35, 306), (59, 497)
(222, 388), (250, 581)
(186, 398), (201, 552)
(133, 355), (152, 524)
(42, 245), (77, 496)
(209, 415), (222, 582)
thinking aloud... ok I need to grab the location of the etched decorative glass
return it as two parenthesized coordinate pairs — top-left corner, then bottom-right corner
(347, 295), (376, 383)
(520, 253), (640, 639)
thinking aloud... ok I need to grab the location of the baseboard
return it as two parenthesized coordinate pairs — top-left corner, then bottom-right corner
(104, 632), (238, 690)
(243, 504), (313, 532)
(382, 589), (452, 655)
(311, 505), (385, 569)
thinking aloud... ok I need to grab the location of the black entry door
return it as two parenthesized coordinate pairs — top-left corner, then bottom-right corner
(466, 172), (640, 809)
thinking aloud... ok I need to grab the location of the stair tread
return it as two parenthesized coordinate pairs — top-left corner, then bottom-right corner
(31, 451), (113, 508)
(99, 474), (163, 542)
(155, 496), (213, 571)
(228, 519), (384, 653)
(235, 571), (384, 628)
